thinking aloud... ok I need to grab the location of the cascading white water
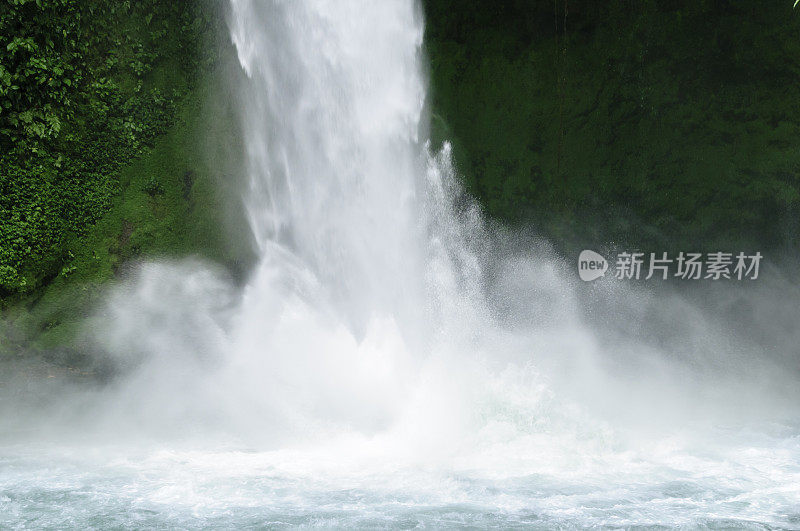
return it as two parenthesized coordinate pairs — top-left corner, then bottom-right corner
(174, 0), (498, 437)
(224, 0), (434, 429)
(2, 0), (800, 527)
(229, 0), (429, 330)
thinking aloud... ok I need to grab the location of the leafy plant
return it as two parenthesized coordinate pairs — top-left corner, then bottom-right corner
(0, 0), (218, 300)
(142, 176), (165, 198)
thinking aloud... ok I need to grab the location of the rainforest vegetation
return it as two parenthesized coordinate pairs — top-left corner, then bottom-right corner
(1, 0), (799, 354)
(424, 0), (800, 254)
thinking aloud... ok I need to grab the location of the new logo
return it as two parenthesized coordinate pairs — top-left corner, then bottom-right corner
(578, 250), (608, 282)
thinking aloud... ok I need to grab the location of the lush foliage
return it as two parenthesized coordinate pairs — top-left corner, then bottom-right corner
(424, 0), (800, 254)
(0, 0), (215, 297)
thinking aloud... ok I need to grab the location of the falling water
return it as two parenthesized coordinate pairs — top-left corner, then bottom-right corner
(2, 0), (800, 527)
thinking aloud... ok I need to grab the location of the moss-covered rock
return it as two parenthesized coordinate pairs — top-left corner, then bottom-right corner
(424, 0), (800, 255)
(0, 3), (254, 359)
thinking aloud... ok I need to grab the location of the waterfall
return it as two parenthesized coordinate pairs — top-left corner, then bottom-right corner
(63, 0), (800, 449)
(1, 1), (799, 527)
(229, 0), (429, 332)
(81, 0), (499, 438)
(213, 0), (508, 436)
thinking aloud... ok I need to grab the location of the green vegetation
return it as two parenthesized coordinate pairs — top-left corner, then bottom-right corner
(424, 0), (800, 254)
(2, 85), (253, 358)
(0, 0), (218, 298)
(0, 1), (252, 358)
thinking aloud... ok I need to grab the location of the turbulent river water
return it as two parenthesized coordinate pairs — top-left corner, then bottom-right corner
(2, 0), (800, 528)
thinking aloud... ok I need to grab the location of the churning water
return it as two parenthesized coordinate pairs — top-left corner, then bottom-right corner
(2, 0), (800, 528)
